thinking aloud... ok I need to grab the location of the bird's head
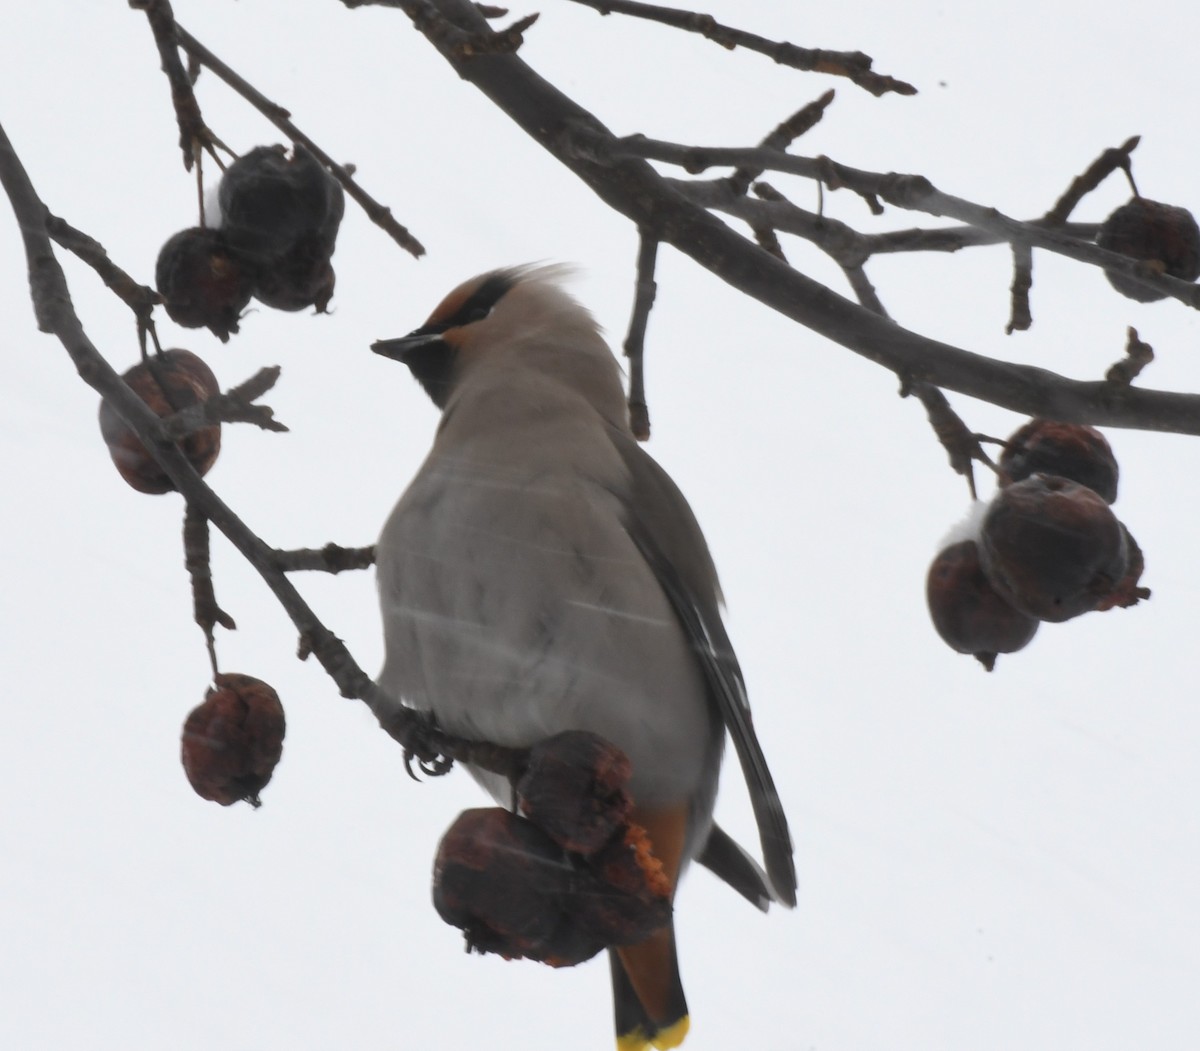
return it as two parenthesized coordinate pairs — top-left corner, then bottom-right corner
(372, 264), (613, 411)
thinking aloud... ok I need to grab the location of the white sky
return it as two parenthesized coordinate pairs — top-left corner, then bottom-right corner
(2, 2), (1199, 1049)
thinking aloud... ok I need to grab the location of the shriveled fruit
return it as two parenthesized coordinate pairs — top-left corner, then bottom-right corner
(251, 246), (336, 313)
(575, 820), (673, 942)
(516, 730), (633, 856)
(432, 808), (671, 968)
(98, 348), (221, 494)
(926, 540), (1039, 671)
(998, 418), (1119, 504)
(218, 144), (344, 311)
(979, 475), (1128, 623)
(1097, 197), (1200, 302)
(181, 673), (286, 807)
(155, 227), (255, 341)
(1094, 523), (1152, 611)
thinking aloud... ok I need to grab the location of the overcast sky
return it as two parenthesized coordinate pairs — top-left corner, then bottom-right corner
(2, 2), (1199, 1049)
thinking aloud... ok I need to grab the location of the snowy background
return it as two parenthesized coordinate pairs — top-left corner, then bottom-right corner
(2, 2), (1199, 1049)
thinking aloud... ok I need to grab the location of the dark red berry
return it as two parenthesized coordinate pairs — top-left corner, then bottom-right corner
(181, 673), (286, 807)
(1094, 523), (1152, 611)
(999, 419), (1119, 504)
(1097, 197), (1200, 302)
(516, 731), (633, 856)
(155, 227), (255, 341)
(217, 144), (344, 312)
(926, 540), (1039, 671)
(251, 246), (337, 313)
(432, 808), (671, 968)
(98, 349), (221, 495)
(979, 475), (1128, 623)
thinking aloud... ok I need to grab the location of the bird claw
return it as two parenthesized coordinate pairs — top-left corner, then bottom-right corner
(402, 719), (454, 780)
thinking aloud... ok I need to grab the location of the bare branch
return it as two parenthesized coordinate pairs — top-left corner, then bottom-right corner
(453, 11), (539, 55)
(160, 367), (289, 439)
(45, 212), (162, 328)
(562, 0), (917, 96)
(866, 222), (1100, 255)
(272, 543), (378, 573)
(841, 263), (888, 317)
(172, 24), (427, 258)
(183, 504), (236, 676)
(903, 381), (994, 499)
(128, 0), (215, 170)
(587, 133), (1200, 308)
(750, 222), (787, 262)
(1044, 136), (1140, 225)
(1005, 243), (1033, 334)
(624, 234), (659, 440)
(400, 0), (1200, 434)
(0, 117), (524, 779)
(1106, 328), (1155, 388)
(727, 91), (835, 196)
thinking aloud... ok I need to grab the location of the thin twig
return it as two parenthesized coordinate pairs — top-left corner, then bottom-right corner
(453, 11), (539, 55)
(624, 234), (658, 440)
(594, 134), (1200, 307)
(726, 91), (835, 196)
(752, 223), (787, 262)
(841, 264), (888, 317)
(1005, 243), (1033, 334)
(866, 222), (1100, 255)
(398, 0), (1200, 434)
(1043, 136), (1140, 225)
(562, 0), (917, 97)
(129, 0), (205, 169)
(45, 213), (162, 328)
(903, 381), (994, 498)
(160, 366), (289, 439)
(0, 116), (526, 781)
(747, 181), (788, 262)
(272, 544), (377, 573)
(184, 504), (236, 676)
(1106, 327), (1154, 388)
(173, 24), (426, 258)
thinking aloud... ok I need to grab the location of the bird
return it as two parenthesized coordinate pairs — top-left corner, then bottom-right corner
(372, 264), (796, 1050)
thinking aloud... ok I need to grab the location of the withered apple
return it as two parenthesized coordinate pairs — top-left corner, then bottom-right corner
(998, 418), (1119, 504)
(98, 348), (221, 495)
(181, 673), (286, 807)
(979, 475), (1128, 623)
(1097, 197), (1200, 302)
(926, 539), (1039, 671)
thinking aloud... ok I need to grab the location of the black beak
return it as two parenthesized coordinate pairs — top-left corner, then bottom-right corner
(371, 330), (444, 362)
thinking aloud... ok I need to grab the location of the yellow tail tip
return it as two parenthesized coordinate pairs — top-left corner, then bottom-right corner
(651, 1016), (690, 1050)
(615, 1016), (691, 1051)
(617, 1030), (650, 1051)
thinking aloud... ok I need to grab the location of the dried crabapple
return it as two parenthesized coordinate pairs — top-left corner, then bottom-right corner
(1096, 197), (1200, 302)
(97, 348), (221, 495)
(1094, 523), (1151, 611)
(979, 474), (1128, 623)
(516, 730), (633, 856)
(217, 144), (344, 312)
(180, 673), (286, 807)
(998, 418), (1119, 504)
(432, 807), (671, 968)
(155, 227), (255, 341)
(998, 417), (1118, 503)
(926, 539), (1039, 671)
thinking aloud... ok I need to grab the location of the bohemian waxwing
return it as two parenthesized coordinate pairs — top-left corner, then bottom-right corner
(372, 264), (796, 1050)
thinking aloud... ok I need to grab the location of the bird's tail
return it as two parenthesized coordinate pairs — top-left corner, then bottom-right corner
(610, 803), (692, 1050)
(610, 928), (689, 1051)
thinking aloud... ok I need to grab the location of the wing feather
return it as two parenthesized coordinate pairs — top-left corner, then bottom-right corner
(608, 427), (797, 907)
